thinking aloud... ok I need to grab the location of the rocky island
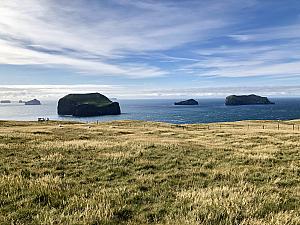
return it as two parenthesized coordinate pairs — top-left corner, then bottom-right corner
(225, 94), (274, 106)
(57, 93), (121, 117)
(25, 99), (41, 105)
(174, 99), (198, 105)
(0, 100), (11, 103)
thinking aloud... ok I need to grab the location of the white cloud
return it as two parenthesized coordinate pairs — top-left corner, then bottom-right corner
(189, 32), (300, 77)
(0, 85), (124, 100)
(228, 24), (300, 42)
(0, 0), (299, 83)
(2, 84), (300, 100)
(0, 0), (239, 78)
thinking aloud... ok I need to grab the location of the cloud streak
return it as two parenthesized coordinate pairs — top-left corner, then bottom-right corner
(0, 0), (239, 78)
(189, 26), (300, 78)
(2, 84), (300, 100)
(1, 0), (300, 96)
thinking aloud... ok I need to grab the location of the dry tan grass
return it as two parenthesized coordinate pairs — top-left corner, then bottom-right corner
(0, 120), (299, 224)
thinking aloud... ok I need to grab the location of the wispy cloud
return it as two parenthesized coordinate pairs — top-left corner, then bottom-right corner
(228, 24), (300, 42)
(0, 84), (123, 100)
(1, 0), (300, 97)
(139, 86), (300, 98)
(2, 84), (300, 100)
(0, 0), (240, 78)
(187, 22), (300, 78)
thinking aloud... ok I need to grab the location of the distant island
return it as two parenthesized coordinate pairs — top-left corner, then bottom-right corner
(225, 94), (274, 106)
(57, 93), (121, 117)
(0, 100), (11, 103)
(25, 99), (41, 105)
(175, 99), (198, 105)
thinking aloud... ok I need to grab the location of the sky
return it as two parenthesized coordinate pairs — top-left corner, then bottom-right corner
(1, 0), (300, 100)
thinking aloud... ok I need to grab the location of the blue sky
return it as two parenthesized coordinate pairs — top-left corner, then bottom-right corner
(1, 0), (300, 99)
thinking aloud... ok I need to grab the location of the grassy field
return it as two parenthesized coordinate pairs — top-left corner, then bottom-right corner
(0, 120), (299, 225)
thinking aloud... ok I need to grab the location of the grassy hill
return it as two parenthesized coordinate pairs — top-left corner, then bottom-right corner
(61, 93), (113, 107)
(0, 120), (299, 224)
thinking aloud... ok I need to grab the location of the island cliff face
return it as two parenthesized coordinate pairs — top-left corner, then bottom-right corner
(175, 99), (198, 105)
(225, 94), (274, 106)
(57, 93), (121, 117)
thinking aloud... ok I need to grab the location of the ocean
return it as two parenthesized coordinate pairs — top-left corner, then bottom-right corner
(0, 98), (300, 124)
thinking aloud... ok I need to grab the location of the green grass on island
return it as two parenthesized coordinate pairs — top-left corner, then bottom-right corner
(0, 120), (300, 225)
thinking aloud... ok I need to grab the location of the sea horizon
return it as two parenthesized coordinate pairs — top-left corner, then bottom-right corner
(1, 97), (300, 124)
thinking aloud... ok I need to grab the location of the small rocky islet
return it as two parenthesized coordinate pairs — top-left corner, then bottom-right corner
(1, 99), (41, 104)
(225, 94), (274, 106)
(25, 99), (41, 105)
(174, 99), (199, 105)
(0, 100), (11, 103)
(175, 95), (274, 106)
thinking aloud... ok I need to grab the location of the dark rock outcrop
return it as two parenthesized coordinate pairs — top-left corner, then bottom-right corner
(0, 100), (11, 103)
(225, 94), (274, 106)
(175, 99), (198, 105)
(57, 93), (121, 117)
(25, 99), (41, 105)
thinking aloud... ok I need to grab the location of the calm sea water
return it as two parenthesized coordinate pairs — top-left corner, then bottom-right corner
(0, 98), (300, 124)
